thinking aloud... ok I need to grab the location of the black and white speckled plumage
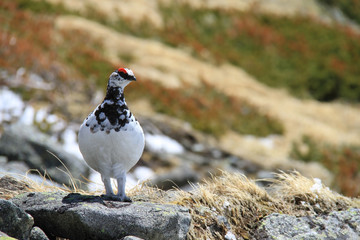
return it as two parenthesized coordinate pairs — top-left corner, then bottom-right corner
(84, 87), (135, 133)
(78, 67), (144, 202)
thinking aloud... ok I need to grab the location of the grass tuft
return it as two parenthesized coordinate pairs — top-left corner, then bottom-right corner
(270, 171), (354, 215)
(131, 171), (358, 239)
(173, 172), (283, 239)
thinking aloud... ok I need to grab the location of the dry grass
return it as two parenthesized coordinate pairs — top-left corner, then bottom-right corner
(172, 172), (284, 239)
(0, 170), (90, 200)
(269, 171), (357, 215)
(168, 171), (359, 239)
(2, 170), (358, 239)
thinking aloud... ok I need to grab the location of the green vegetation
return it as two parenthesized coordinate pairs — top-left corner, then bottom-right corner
(14, 0), (70, 15)
(156, 5), (360, 102)
(291, 135), (360, 197)
(319, 0), (360, 25)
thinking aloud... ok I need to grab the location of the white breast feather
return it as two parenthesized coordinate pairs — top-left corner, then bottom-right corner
(78, 115), (145, 179)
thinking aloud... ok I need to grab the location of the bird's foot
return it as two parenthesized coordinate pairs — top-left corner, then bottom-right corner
(101, 194), (132, 202)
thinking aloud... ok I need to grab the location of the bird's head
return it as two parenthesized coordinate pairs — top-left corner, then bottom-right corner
(108, 67), (136, 88)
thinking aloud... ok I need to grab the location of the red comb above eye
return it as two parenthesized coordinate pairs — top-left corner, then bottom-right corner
(118, 68), (127, 74)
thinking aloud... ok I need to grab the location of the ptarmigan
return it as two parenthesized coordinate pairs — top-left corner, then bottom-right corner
(78, 67), (145, 202)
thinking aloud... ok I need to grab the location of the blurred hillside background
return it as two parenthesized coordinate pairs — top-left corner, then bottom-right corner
(0, 0), (359, 197)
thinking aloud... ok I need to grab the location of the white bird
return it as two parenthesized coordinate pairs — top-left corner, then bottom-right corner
(78, 67), (145, 202)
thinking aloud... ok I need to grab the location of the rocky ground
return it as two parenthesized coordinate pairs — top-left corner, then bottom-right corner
(0, 173), (359, 240)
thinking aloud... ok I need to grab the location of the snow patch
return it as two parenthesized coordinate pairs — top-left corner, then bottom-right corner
(259, 135), (277, 149)
(46, 114), (59, 124)
(62, 128), (82, 159)
(51, 120), (66, 132)
(0, 87), (24, 123)
(18, 105), (35, 125)
(128, 166), (155, 189)
(225, 231), (236, 240)
(34, 107), (67, 132)
(35, 108), (47, 123)
(244, 134), (278, 149)
(223, 200), (230, 209)
(133, 166), (155, 182)
(310, 178), (323, 193)
(126, 173), (138, 189)
(87, 170), (104, 193)
(145, 134), (184, 154)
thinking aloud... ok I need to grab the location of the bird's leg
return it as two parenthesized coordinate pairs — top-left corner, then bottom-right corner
(116, 172), (131, 202)
(100, 173), (131, 202)
(102, 176), (114, 196)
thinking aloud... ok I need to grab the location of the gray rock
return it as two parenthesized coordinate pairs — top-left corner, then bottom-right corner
(0, 175), (32, 199)
(148, 164), (199, 190)
(30, 227), (49, 240)
(0, 124), (89, 187)
(12, 192), (191, 240)
(0, 162), (63, 190)
(0, 199), (34, 240)
(254, 208), (360, 240)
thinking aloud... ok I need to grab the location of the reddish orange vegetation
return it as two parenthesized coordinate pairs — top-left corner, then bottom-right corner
(233, 18), (285, 47)
(336, 148), (360, 197)
(0, 1), (55, 72)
